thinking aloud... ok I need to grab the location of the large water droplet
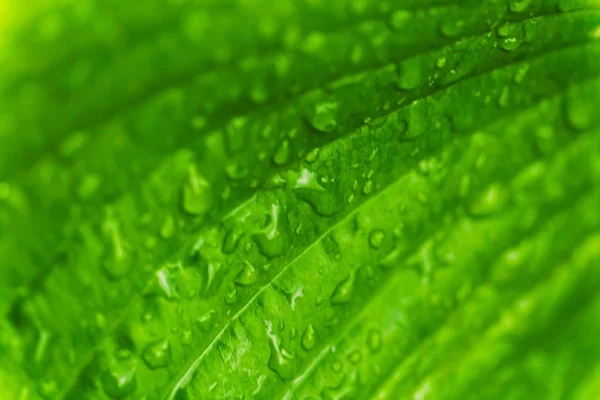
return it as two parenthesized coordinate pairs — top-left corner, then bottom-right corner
(294, 169), (343, 217)
(273, 140), (291, 165)
(307, 101), (339, 133)
(253, 204), (288, 258)
(267, 321), (297, 380)
(182, 165), (212, 216)
(235, 262), (257, 286)
(142, 339), (171, 370)
(101, 358), (137, 398)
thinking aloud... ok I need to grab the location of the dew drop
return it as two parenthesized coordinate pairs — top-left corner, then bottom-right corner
(468, 183), (509, 216)
(267, 322), (297, 380)
(235, 262), (258, 286)
(369, 230), (385, 249)
(366, 329), (382, 353)
(396, 58), (423, 90)
(307, 101), (339, 133)
(389, 9), (412, 31)
(142, 339), (171, 370)
(101, 358), (137, 398)
(222, 229), (243, 254)
(347, 350), (362, 365)
(160, 216), (176, 239)
(182, 166), (212, 216)
(509, 0), (533, 12)
(301, 324), (316, 351)
(196, 310), (216, 332)
(330, 275), (354, 305)
(273, 140), (291, 165)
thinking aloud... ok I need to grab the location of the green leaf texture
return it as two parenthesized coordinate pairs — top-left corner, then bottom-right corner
(0, 0), (599, 399)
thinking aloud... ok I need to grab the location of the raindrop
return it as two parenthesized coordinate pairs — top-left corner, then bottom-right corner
(182, 166), (212, 216)
(235, 262), (258, 286)
(101, 358), (137, 398)
(369, 230), (385, 249)
(273, 140), (291, 165)
(331, 275), (354, 305)
(142, 339), (171, 370)
(267, 321), (297, 380)
(301, 324), (316, 351)
(307, 101), (339, 133)
(366, 329), (382, 353)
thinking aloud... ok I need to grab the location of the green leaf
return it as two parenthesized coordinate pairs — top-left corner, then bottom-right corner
(1, 1), (599, 399)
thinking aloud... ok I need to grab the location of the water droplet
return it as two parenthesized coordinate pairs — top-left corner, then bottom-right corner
(267, 321), (297, 380)
(497, 23), (524, 51)
(225, 163), (249, 180)
(224, 287), (238, 305)
(440, 18), (465, 38)
(222, 229), (243, 254)
(304, 148), (320, 163)
(468, 183), (509, 216)
(362, 180), (374, 195)
(396, 58), (423, 90)
(498, 86), (509, 108)
(347, 350), (362, 365)
(196, 310), (215, 332)
(102, 217), (132, 280)
(294, 169), (343, 217)
(331, 275), (354, 305)
(389, 9), (412, 31)
(182, 166), (212, 215)
(301, 324), (316, 351)
(514, 64), (529, 83)
(235, 262), (257, 286)
(155, 264), (203, 300)
(331, 359), (343, 373)
(180, 329), (193, 346)
(509, 0), (533, 12)
(273, 140), (290, 165)
(565, 87), (595, 131)
(367, 329), (382, 353)
(142, 339), (171, 370)
(307, 101), (339, 133)
(101, 358), (137, 398)
(253, 204), (288, 258)
(160, 216), (176, 239)
(369, 230), (385, 249)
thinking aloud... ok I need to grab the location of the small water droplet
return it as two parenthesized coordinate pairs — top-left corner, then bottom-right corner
(347, 350), (362, 365)
(468, 183), (509, 216)
(331, 359), (343, 373)
(273, 140), (291, 165)
(389, 9), (412, 31)
(396, 58), (423, 90)
(497, 23), (524, 51)
(196, 310), (216, 332)
(369, 230), (385, 249)
(182, 166), (212, 215)
(331, 275), (354, 305)
(101, 358), (137, 398)
(509, 0), (533, 12)
(301, 324), (316, 351)
(367, 329), (382, 353)
(142, 339), (171, 370)
(160, 216), (176, 239)
(235, 262), (257, 286)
